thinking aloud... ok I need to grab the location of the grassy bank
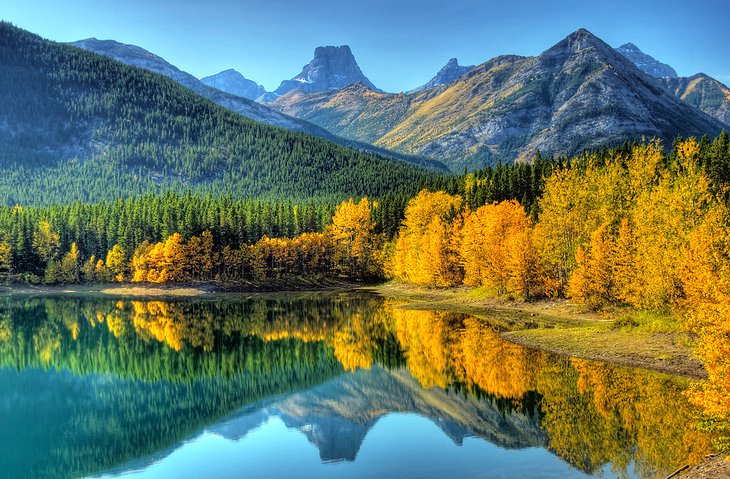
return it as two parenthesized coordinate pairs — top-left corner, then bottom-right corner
(369, 282), (706, 379)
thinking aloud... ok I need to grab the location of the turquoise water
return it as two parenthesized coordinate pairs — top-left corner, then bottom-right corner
(0, 294), (711, 478)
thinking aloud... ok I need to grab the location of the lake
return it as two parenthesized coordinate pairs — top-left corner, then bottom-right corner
(0, 293), (714, 478)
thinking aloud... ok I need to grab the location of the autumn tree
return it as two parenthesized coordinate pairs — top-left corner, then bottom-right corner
(459, 200), (531, 294)
(568, 224), (615, 307)
(390, 190), (462, 286)
(105, 244), (127, 282)
(0, 241), (11, 278)
(326, 197), (379, 278)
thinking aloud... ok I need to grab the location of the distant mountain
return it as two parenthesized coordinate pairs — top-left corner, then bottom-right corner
(661, 74), (730, 127)
(69, 38), (443, 170)
(271, 29), (725, 170)
(200, 68), (267, 101)
(0, 23), (437, 204)
(614, 42), (730, 126)
(411, 58), (475, 93)
(69, 38), (320, 134)
(615, 43), (678, 78)
(272, 45), (381, 98)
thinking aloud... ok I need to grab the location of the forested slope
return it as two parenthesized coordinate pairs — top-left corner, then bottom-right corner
(0, 23), (437, 205)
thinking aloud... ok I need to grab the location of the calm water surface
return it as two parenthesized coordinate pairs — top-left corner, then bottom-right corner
(0, 293), (714, 478)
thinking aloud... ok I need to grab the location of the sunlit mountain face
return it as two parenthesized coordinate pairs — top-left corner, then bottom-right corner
(0, 293), (716, 479)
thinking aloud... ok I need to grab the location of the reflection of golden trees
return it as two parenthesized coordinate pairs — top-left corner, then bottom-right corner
(384, 307), (715, 476)
(393, 309), (452, 388)
(333, 313), (374, 372)
(455, 317), (532, 400)
(0, 296), (718, 475)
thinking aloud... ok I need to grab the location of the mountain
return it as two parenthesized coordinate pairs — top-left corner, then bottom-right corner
(69, 38), (328, 136)
(411, 58), (475, 93)
(615, 43), (678, 78)
(661, 74), (730, 127)
(272, 45), (381, 97)
(270, 29), (725, 170)
(200, 68), (267, 101)
(69, 38), (442, 170)
(613, 42), (730, 127)
(0, 23), (437, 205)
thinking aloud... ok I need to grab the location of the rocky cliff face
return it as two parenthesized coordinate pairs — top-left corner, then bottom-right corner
(615, 42), (730, 127)
(200, 68), (267, 101)
(411, 58), (475, 93)
(273, 45), (380, 97)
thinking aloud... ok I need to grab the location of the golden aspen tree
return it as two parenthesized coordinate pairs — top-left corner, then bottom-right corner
(185, 230), (215, 280)
(612, 218), (639, 305)
(535, 155), (630, 294)
(105, 244), (127, 282)
(631, 139), (713, 309)
(131, 241), (152, 282)
(459, 200), (530, 294)
(81, 255), (97, 282)
(56, 242), (81, 284)
(680, 205), (730, 451)
(506, 226), (538, 299)
(389, 190), (462, 285)
(327, 197), (378, 278)
(0, 241), (11, 277)
(162, 233), (186, 282)
(568, 224), (615, 307)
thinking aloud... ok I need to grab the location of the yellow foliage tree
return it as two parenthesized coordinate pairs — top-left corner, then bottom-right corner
(105, 244), (127, 282)
(326, 197), (379, 278)
(459, 200), (531, 294)
(390, 190), (462, 286)
(33, 220), (60, 264)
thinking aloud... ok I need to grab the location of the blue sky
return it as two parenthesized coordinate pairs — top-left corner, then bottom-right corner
(2, 0), (729, 92)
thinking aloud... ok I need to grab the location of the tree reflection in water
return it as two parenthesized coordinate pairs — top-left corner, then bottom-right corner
(0, 294), (717, 479)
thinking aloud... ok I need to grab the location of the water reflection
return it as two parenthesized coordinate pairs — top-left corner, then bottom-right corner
(0, 294), (716, 479)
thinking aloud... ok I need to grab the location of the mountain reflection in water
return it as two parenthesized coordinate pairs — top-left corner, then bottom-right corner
(0, 293), (716, 479)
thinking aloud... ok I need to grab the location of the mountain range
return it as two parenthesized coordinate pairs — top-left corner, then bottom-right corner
(615, 43), (678, 78)
(67, 29), (730, 172)
(1, 21), (728, 206)
(410, 58), (476, 93)
(200, 68), (267, 101)
(266, 29), (725, 169)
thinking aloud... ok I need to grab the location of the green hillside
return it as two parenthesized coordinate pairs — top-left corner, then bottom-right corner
(0, 23), (438, 205)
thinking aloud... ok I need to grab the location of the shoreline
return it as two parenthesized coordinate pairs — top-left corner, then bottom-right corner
(0, 278), (372, 298)
(367, 283), (706, 380)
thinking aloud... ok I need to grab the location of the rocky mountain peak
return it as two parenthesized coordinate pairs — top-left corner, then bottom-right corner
(200, 69), (267, 101)
(616, 42), (678, 78)
(543, 28), (616, 59)
(411, 57), (476, 93)
(273, 45), (380, 96)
